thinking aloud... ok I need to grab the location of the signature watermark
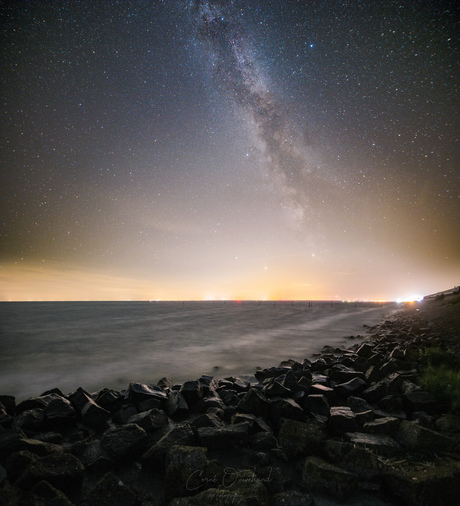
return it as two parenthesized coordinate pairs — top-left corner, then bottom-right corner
(186, 466), (274, 492)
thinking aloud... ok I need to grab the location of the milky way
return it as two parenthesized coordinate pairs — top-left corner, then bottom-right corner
(0, 0), (458, 301)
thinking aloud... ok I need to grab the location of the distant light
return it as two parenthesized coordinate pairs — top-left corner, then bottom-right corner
(396, 294), (423, 303)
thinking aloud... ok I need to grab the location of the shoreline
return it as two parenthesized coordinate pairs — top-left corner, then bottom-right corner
(1, 296), (459, 505)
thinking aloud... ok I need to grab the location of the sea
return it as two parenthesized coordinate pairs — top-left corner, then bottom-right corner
(0, 300), (397, 401)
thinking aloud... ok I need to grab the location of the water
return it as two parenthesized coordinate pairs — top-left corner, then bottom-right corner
(0, 301), (396, 401)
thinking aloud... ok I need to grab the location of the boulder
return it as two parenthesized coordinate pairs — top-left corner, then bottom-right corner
(277, 418), (324, 456)
(197, 422), (249, 450)
(382, 458), (460, 506)
(141, 423), (196, 463)
(43, 396), (76, 425)
(94, 388), (124, 413)
(30, 479), (74, 505)
(301, 455), (359, 501)
(68, 387), (94, 411)
(402, 391), (437, 414)
(329, 364), (364, 383)
(394, 420), (456, 454)
(83, 471), (138, 506)
(81, 399), (111, 428)
(127, 408), (168, 431)
(166, 391), (189, 419)
(303, 395), (330, 417)
(237, 389), (270, 418)
(180, 381), (204, 407)
(126, 382), (167, 408)
(12, 409), (45, 433)
(100, 423), (148, 461)
(361, 379), (389, 403)
(345, 432), (401, 456)
(340, 446), (381, 480)
(165, 445), (208, 499)
(364, 416), (400, 435)
(262, 381), (291, 398)
(329, 407), (357, 434)
(334, 377), (367, 398)
(15, 452), (84, 490)
(269, 397), (304, 424)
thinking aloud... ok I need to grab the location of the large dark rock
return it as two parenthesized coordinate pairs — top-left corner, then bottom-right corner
(277, 418), (324, 456)
(141, 423), (196, 463)
(3, 450), (39, 482)
(165, 445), (208, 500)
(126, 382), (167, 408)
(269, 397), (304, 424)
(334, 377), (367, 398)
(43, 396), (76, 426)
(394, 420), (456, 454)
(167, 391), (189, 418)
(303, 395), (330, 418)
(262, 380), (291, 398)
(402, 391), (437, 414)
(12, 409), (45, 433)
(94, 388), (124, 413)
(382, 458), (460, 506)
(16, 394), (64, 415)
(329, 407), (357, 434)
(364, 416), (400, 435)
(345, 432), (401, 456)
(68, 387), (93, 412)
(179, 381), (204, 407)
(301, 455), (359, 501)
(255, 367), (289, 382)
(30, 479), (74, 505)
(81, 399), (111, 428)
(127, 408), (168, 432)
(100, 423), (148, 461)
(83, 471), (138, 506)
(197, 422), (249, 449)
(15, 452), (84, 490)
(237, 389), (270, 418)
(329, 364), (364, 383)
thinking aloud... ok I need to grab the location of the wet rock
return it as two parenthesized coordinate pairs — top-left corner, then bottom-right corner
(238, 388), (271, 418)
(0, 396), (16, 417)
(303, 394), (330, 418)
(166, 391), (189, 420)
(301, 455), (359, 501)
(277, 418), (324, 456)
(13, 409), (45, 433)
(68, 387), (93, 411)
(180, 381), (204, 407)
(112, 405), (137, 425)
(30, 479), (74, 505)
(364, 416), (400, 435)
(197, 422), (249, 449)
(70, 437), (113, 469)
(4, 438), (63, 458)
(329, 364), (364, 383)
(227, 377), (251, 393)
(270, 397), (304, 424)
(347, 396), (373, 413)
(165, 445), (208, 500)
(83, 471), (138, 506)
(127, 408), (168, 431)
(341, 446), (381, 480)
(81, 399), (111, 428)
(94, 388), (124, 413)
(217, 388), (240, 406)
(308, 383), (335, 401)
(262, 380), (291, 398)
(141, 422), (196, 463)
(272, 490), (314, 506)
(329, 407), (357, 434)
(100, 423), (148, 461)
(199, 394), (226, 411)
(394, 420), (456, 454)
(321, 440), (353, 463)
(356, 342), (375, 358)
(361, 379), (389, 403)
(435, 414), (460, 435)
(16, 394), (64, 415)
(126, 382), (167, 407)
(382, 458), (460, 506)
(42, 396), (76, 425)
(191, 412), (223, 429)
(3, 450), (39, 482)
(255, 367), (289, 382)
(345, 432), (401, 456)
(15, 452), (84, 490)
(334, 377), (367, 398)
(403, 391), (437, 414)
(248, 432), (278, 451)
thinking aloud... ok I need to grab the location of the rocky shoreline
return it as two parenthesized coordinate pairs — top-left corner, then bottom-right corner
(1, 298), (460, 506)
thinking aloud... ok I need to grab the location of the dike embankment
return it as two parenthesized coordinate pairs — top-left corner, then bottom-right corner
(1, 295), (460, 505)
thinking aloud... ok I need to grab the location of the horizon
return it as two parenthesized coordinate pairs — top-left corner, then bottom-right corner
(1, 2), (458, 303)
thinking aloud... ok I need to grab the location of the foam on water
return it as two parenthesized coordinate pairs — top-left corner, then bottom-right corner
(0, 301), (396, 400)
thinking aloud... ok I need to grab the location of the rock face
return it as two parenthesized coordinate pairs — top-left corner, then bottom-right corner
(1, 307), (460, 505)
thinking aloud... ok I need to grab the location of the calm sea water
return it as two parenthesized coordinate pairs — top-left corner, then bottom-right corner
(0, 301), (396, 401)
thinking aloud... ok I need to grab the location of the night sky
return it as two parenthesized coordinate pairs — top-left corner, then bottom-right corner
(1, 0), (459, 301)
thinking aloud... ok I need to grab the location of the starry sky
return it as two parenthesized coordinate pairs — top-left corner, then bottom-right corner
(1, 0), (459, 301)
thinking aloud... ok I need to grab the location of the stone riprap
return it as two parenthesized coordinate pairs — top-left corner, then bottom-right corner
(1, 309), (460, 506)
